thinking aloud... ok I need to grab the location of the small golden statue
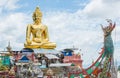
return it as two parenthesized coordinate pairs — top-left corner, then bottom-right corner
(24, 7), (56, 49)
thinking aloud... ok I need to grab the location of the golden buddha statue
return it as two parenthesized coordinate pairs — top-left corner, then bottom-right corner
(24, 7), (56, 49)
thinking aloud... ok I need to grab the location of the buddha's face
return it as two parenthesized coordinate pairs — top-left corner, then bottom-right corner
(34, 16), (42, 24)
(33, 12), (42, 24)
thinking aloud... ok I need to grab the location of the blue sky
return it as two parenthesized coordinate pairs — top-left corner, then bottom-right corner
(0, 0), (120, 67)
(17, 0), (89, 12)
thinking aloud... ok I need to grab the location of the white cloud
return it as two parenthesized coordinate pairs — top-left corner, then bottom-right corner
(0, 0), (8, 6)
(81, 0), (120, 19)
(0, 12), (31, 50)
(0, 0), (19, 13)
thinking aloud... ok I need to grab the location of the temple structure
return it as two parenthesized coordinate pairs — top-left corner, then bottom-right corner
(61, 48), (83, 67)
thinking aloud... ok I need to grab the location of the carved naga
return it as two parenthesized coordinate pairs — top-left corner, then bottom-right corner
(99, 19), (116, 78)
(101, 19), (115, 57)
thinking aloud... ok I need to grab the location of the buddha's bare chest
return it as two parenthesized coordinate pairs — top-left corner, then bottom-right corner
(31, 25), (44, 33)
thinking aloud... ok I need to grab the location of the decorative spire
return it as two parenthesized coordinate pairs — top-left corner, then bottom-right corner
(6, 41), (12, 52)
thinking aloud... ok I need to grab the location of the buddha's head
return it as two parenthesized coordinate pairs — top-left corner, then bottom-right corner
(32, 7), (42, 24)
